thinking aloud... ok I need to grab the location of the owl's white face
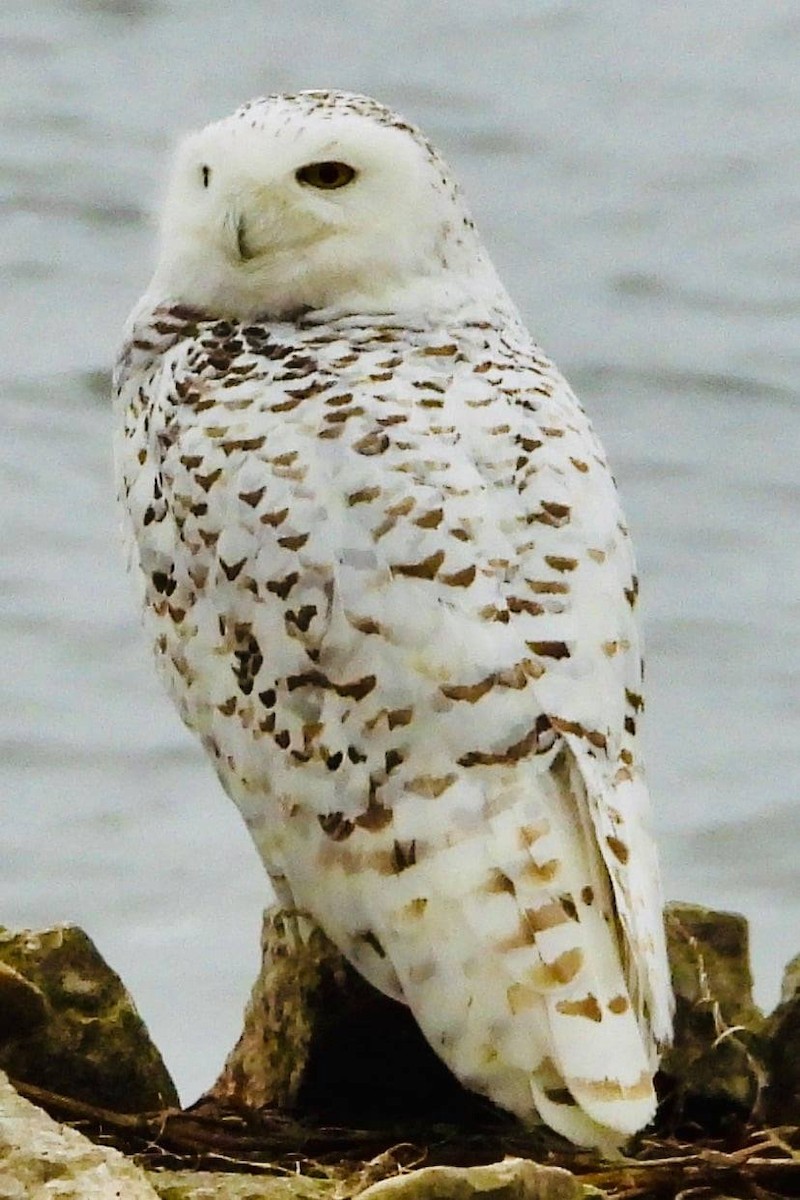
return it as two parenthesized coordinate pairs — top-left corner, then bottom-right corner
(150, 93), (501, 322)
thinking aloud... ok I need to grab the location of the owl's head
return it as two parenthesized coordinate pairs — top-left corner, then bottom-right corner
(149, 91), (509, 322)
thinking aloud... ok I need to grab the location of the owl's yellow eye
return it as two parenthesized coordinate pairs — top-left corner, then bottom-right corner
(295, 161), (356, 190)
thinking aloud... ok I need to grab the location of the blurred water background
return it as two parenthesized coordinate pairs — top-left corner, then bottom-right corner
(2, 0), (798, 1102)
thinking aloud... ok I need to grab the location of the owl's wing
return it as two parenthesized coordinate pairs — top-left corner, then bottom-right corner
(116, 312), (672, 1146)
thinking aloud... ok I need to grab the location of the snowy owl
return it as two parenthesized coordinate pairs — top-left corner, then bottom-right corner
(114, 91), (673, 1149)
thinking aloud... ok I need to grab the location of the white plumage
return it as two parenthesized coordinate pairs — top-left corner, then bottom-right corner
(114, 90), (673, 1148)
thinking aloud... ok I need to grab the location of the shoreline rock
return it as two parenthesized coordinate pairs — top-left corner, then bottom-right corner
(2, 904), (800, 1199)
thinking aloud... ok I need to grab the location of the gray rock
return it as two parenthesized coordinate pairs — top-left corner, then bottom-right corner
(661, 902), (767, 1121)
(0, 1069), (159, 1199)
(354, 1159), (582, 1200)
(0, 924), (178, 1112)
(145, 1160), (583, 1200)
(0, 962), (47, 1043)
(149, 1170), (336, 1200)
(764, 953), (800, 1122)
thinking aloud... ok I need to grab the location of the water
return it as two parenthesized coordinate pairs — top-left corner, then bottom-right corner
(2, 1), (798, 1102)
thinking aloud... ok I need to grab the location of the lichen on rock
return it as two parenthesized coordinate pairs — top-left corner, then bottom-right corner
(0, 923), (178, 1112)
(661, 901), (768, 1124)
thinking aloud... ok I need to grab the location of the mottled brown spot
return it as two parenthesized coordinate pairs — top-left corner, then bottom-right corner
(151, 570), (176, 596)
(384, 748), (404, 773)
(238, 486), (265, 508)
(277, 533), (309, 550)
(441, 564), (477, 587)
(522, 858), (560, 885)
(180, 454), (203, 469)
(325, 405), (365, 424)
(572, 1070), (653, 1102)
(524, 901), (575, 933)
(286, 669), (376, 702)
(391, 550), (445, 580)
(625, 688), (644, 712)
(218, 696), (237, 716)
(286, 604), (317, 633)
(479, 604), (510, 624)
(422, 343), (458, 356)
(484, 869), (516, 896)
(606, 836), (629, 864)
(376, 414), (408, 427)
(220, 435), (266, 455)
(404, 773), (457, 799)
(458, 714), (554, 768)
(441, 677), (494, 704)
(195, 468), (223, 492)
(221, 557), (247, 581)
(318, 812), (355, 841)
(608, 994), (629, 1014)
(588, 547), (606, 563)
(346, 613), (384, 636)
(569, 457), (589, 473)
(549, 715), (608, 750)
(285, 381), (332, 400)
(530, 947), (584, 988)
(507, 597), (545, 617)
(527, 579), (569, 595)
(266, 571), (299, 600)
(519, 820), (550, 848)
(581, 886), (595, 906)
(270, 397), (303, 413)
(354, 929), (386, 958)
(527, 640), (570, 659)
(353, 431), (390, 456)
(403, 898), (428, 919)
(388, 707), (413, 729)
(544, 554), (578, 573)
(392, 839), (417, 872)
(497, 921), (537, 952)
(347, 486), (381, 506)
(260, 507), (289, 527)
(355, 795), (393, 832)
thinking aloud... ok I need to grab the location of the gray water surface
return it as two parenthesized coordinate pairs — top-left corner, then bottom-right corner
(2, 1), (799, 1102)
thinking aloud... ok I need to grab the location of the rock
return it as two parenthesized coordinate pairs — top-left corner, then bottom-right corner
(0, 924), (178, 1112)
(148, 1170), (335, 1199)
(764, 953), (800, 1122)
(0, 1069), (159, 1199)
(208, 907), (342, 1110)
(145, 1161), (582, 1200)
(661, 902), (767, 1125)
(0, 962), (47, 1043)
(207, 907), (490, 1124)
(355, 1160), (582, 1200)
